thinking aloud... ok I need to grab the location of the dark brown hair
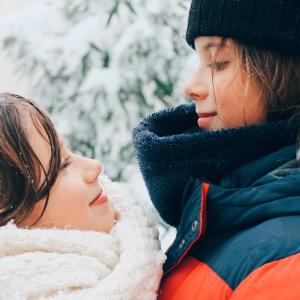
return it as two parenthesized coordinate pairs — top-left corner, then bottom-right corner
(212, 37), (300, 143)
(0, 93), (61, 226)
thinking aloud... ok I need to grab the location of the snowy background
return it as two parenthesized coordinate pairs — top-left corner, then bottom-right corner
(0, 0), (197, 248)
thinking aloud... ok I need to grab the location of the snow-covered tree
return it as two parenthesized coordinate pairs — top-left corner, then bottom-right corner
(0, 0), (193, 181)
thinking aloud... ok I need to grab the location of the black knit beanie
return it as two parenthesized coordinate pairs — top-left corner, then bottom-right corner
(186, 0), (300, 56)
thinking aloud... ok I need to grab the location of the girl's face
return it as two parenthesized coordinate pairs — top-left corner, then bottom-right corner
(184, 36), (266, 130)
(19, 120), (116, 232)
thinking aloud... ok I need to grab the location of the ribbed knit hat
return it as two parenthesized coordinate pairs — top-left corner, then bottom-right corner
(186, 0), (300, 56)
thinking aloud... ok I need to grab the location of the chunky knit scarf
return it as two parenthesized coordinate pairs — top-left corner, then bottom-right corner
(0, 177), (165, 300)
(132, 104), (298, 225)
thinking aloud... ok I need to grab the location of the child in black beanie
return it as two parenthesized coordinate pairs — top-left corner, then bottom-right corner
(133, 0), (300, 299)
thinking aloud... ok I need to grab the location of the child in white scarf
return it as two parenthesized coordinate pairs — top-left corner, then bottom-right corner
(0, 93), (165, 300)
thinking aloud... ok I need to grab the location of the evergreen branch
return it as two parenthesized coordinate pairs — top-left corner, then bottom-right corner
(106, 1), (120, 26)
(125, 0), (137, 15)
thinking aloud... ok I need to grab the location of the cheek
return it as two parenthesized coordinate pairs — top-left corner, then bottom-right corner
(56, 188), (87, 211)
(213, 68), (239, 100)
(214, 75), (243, 110)
(47, 178), (87, 215)
(41, 192), (89, 229)
(214, 74), (264, 126)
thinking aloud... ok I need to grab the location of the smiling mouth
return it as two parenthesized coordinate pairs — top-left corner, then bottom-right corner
(198, 112), (217, 118)
(197, 112), (217, 129)
(90, 189), (108, 206)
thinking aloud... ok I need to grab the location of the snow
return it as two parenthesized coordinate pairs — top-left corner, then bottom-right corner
(0, 0), (190, 245)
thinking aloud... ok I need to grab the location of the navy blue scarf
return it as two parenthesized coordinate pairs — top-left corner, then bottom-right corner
(132, 104), (298, 225)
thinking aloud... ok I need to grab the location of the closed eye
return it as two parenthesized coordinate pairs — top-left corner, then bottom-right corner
(207, 61), (229, 71)
(61, 155), (72, 169)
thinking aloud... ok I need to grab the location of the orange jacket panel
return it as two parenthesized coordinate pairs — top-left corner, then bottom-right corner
(158, 256), (233, 300)
(231, 253), (300, 300)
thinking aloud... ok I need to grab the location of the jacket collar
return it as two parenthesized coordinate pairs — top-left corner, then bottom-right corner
(204, 145), (300, 235)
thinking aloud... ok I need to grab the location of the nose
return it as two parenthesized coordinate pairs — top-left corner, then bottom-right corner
(83, 158), (103, 183)
(184, 78), (208, 102)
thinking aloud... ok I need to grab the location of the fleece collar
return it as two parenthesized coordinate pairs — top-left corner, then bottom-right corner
(133, 104), (298, 225)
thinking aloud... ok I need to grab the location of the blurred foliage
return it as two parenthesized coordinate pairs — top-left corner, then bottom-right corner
(0, 0), (191, 181)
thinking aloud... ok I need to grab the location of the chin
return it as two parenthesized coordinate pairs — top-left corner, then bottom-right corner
(99, 211), (117, 233)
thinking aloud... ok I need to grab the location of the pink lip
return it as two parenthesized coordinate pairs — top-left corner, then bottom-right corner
(197, 112), (217, 129)
(89, 190), (108, 206)
(197, 112), (217, 118)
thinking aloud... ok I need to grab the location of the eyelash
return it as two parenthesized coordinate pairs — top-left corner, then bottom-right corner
(61, 155), (71, 169)
(207, 61), (229, 71)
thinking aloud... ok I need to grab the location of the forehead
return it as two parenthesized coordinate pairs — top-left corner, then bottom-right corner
(27, 116), (51, 161)
(25, 110), (61, 165)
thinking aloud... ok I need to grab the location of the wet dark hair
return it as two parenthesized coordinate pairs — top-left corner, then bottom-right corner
(0, 93), (61, 226)
(212, 37), (300, 144)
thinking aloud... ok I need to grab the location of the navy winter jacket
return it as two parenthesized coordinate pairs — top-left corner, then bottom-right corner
(133, 104), (300, 299)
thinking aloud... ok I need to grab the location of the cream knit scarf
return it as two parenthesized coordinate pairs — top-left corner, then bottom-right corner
(0, 177), (165, 300)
